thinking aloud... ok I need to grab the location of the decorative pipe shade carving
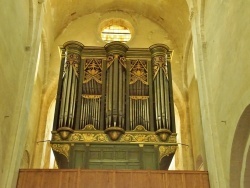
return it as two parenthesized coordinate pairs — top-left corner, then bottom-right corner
(53, 41), (175, 133)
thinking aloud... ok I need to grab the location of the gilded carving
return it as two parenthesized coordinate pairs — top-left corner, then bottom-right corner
(82, 124), (97, 131)
(133, 125), (148, 131)
(107, 55), (114, 68)
(52, 131), (177, 143)
(168, 134), (177, 143)
(159, 145), (177, 161)
(120, 134), (158, 142)
(71, 133), (109, 142)
(119, 56), (126, 68)
(51, 144), (70, 161)
(130, 96), (149, 100)
(83, 59), (102, 84)
(52, 134), (61, 141)
(82, 94), (101, 99)
(52, 125), (176, 144)
(153, 56), (168, 79)
(130, 60), (148, 85)
(64, 53), (80, 77)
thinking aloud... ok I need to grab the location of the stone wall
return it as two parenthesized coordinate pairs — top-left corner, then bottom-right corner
(190, 0), (250, 187)
(1, 0), (249, 187)
(0, 1), (43, 187)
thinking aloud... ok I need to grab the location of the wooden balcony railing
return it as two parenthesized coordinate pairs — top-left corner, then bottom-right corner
(17, 169), (209, 188)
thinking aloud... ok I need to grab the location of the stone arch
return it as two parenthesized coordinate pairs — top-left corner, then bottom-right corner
(230, 104), (250, 188)
(172, 81), (194, 170)
(182, 32), (192, 89)
(41, 99), (56, 168)
(41, 29), (50, 82)
(32, 78), (58, 168)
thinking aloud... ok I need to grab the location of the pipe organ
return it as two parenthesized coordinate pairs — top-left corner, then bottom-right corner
(51, 41), (177, 170)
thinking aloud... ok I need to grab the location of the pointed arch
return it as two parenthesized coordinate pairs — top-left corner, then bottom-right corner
(230, 104), (250, 188)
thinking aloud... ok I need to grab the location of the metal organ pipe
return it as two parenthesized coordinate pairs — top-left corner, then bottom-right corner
(54, 42), (175, 133)
(55, 42), (83, 130)
(104, 42), (128, 129)
(150, 44), (174, 132)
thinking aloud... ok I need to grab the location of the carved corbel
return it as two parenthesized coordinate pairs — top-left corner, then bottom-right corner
(159, 145), (177, 162)
(51, 144), (70, 161)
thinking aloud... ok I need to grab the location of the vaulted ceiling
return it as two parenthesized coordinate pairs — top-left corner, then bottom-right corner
(49, 0), (190, 51)
(44, 0), (191, 102)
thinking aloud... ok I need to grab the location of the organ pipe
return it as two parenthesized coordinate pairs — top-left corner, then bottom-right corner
(53, 42), (175, 133)
(150, 44), (174, 131)
(104, 42), (128, 129)
(54, 41), (84, 130)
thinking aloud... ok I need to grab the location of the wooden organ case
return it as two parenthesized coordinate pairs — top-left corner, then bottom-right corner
(51, 41), (177, 170)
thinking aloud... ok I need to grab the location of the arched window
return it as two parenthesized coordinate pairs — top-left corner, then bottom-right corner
(101, 24), (131, 43)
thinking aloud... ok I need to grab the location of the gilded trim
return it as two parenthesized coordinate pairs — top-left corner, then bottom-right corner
(107, 55), (114, 69)
(51, 125), (177, 144)
(153, 56), (168, 79)
(159, 145), (177, 161)
(130, 59), (148, 85)
(83, 58), (103, 84)
(130, 96), (149, 100)
(82, 94), (102, 99)
(51, 144), (70, 161)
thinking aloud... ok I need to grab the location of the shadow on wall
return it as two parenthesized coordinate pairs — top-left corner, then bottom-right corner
(230, 104), (250, 188)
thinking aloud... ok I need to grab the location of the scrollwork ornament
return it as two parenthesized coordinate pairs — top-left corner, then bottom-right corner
(130, 60), (148, 85)
(119, 134), (159, 142)
(159, 146), (177, 161)
(64, 53), (80, 77)
(70, 132), (109, 142)
(168, 135), (177, 143)
(51, 144), (70, 161)
(119, 56), (127, 68)
(52, 134), (61, 141)
(83, 59), (103, 84)
(153, 56), (168, 79)
(82, 124), (97, 131)
(107, 55), (114, 69)
(133, 125), (148, 131)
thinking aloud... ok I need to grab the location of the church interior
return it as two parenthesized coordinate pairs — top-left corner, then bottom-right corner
(0, 0), (250, 187)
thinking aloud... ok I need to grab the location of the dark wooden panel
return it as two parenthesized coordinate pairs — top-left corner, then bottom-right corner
(115, 171), (132, 188)
(202, 173), (210, 188)
(185, 173), (202, 188)
(17, 171), (44, 188)
(149, 171), (167, 188)
(131, 171), (151, 188)
(40, 171), (60, 188)
(79, 170), (114, 188)
(165, 172), (185, 188)
(17, 169), (210, 188)
(60, 171), (78, 188)
(87, 144), (142, 169)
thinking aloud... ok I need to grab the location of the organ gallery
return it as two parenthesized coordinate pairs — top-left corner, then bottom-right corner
(51, 41), (177, 170)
